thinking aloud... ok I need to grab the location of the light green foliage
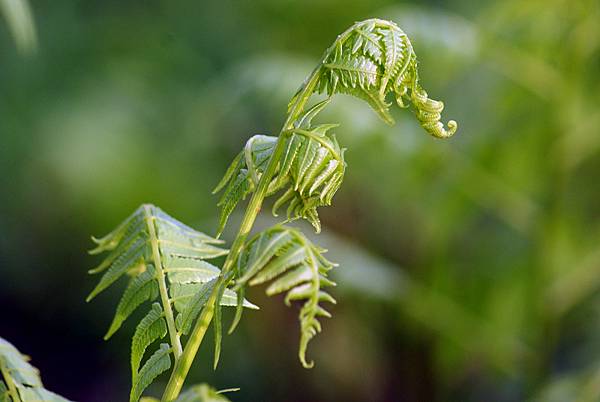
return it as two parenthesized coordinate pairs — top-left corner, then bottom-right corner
(297, 18), (457, 137)
(233, 226), (336, 368)
(175, 384), (234, 402)
(214, 100), (346, 234)
(215, 18), (455, 238)
(140, 383), (234, 402)
(85, 17), (456, 401)
(130, 344), (172, 402)
(0, 337), (70, 402)
(87, 204), (256, 401)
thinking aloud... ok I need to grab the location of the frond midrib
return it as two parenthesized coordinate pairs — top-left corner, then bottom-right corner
(142, 204), (183, 360)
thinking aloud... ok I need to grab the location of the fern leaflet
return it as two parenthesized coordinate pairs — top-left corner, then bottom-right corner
(232, 225), (336, 368)
(87, 204), (256, 401)
(214, 101), (346, 235)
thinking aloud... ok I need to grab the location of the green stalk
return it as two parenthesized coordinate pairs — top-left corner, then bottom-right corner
(161, 68), (324, 402)
(161, 22), (361, 400)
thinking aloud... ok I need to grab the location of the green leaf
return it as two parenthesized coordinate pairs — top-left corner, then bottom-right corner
(213, 284), (227, 370)
(0, 337), (71, 402)
(174, 279), (218, 336)
(315, 18), (457, 137)
(214, 113), (346, 235)
(235, 226), (337, 368)
(175, 384), (235, 402)
(131, 303), (168, 378)
(0, 382), (8, 402)
(88, 204), (253, 399)
(87, 236), (147, 301)
(216, 169), (253, 236)
(105, 266), (158, 339)
(130, 343), (172, 402)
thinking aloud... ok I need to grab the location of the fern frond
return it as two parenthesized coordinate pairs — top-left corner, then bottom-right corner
(312, 18), (457, 137)
(233, 225), (337, 368)
(88, 204), (256, 401)
(175, 384), (235, 402)
(214, 107), (346, 234)
(213, 135), (279, 235)
(0, 337), (71, 402)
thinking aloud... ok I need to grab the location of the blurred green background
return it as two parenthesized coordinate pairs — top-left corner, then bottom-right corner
(1, 0), (600, 401)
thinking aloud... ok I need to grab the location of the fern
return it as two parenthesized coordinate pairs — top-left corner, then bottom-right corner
(83, 18), (457, 401)
(0, 337), (70, 402)
(87, 204), (256, 402)
(232, 226), (336, 368)
(140, 384), (234, 402)
(312, 18), (457, 137)
(175, 384), (235, 402)
(214, 100), (346, 234)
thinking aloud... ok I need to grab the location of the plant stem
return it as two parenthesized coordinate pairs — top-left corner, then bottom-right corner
(144, 204), (183, 360)
(160, 21), (368, 399)
(161, 65), (325, 401)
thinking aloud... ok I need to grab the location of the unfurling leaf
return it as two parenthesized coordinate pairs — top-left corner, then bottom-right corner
(312, 19), (457, 137)
(234, 225), (337, 368)
(214, 102), (346, 235)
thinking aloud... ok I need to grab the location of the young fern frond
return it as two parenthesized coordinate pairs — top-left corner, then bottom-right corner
(0, 337), (70, 402)
(294, 18), (457, 137)
(215, 19), (457, 237)
(231, 225), (336, 368)
(86, 18), (458, 401)
(87, 204), (256, 402)
(214, 100), (346, 235)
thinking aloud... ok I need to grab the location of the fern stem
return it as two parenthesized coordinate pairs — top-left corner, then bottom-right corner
(143, 204), (183, 360)
(161, 20), (372, 399)
(0, 357), (20, 402)
(161, 64), (328, 402)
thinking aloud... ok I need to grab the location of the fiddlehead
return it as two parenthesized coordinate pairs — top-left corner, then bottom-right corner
(289, 19), (457, 137)
(215, 19), (456, 237)
(214, 100), (346, 234)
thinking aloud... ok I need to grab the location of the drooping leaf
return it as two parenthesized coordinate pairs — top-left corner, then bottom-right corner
(0, 337), (71, 402)
(234, 225), (337, 368)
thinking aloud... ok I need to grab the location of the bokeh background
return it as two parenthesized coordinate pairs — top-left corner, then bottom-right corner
(1, 0), (600, 401)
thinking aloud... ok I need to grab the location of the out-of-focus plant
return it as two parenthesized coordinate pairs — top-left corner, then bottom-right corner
(0, 0), (36, 54)
(0, 337), (69, 401)
(85, 18), (457, 401)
